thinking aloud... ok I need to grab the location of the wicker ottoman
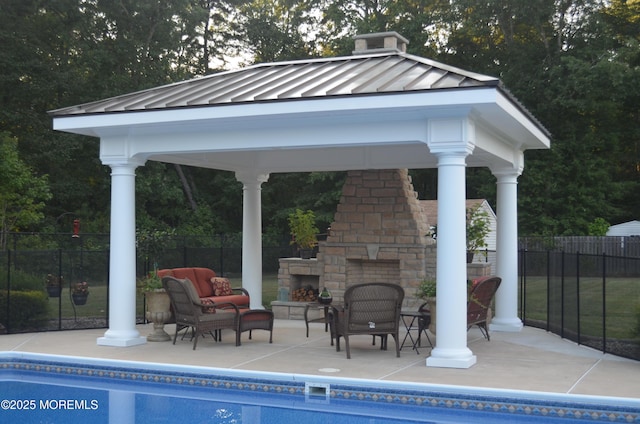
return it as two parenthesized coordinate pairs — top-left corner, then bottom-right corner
(236, 309), (274, 346)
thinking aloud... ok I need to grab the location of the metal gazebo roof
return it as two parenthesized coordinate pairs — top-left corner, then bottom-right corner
(50, 48), (549, 174)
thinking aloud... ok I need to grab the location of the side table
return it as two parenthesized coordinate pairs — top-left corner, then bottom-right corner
(400, 310), (433, 354)
(304, 302), (331, 338)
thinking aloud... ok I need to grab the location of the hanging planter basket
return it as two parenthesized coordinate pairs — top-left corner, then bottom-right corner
(72, 293), (88, 305)
(46, 286), (62, 298)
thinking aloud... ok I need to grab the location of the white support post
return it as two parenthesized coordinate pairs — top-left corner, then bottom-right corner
(98, 161), (146, 347)
(426, 117), (476, 369)
(236, 172), (269, 309)
(490, 168), (523, 332)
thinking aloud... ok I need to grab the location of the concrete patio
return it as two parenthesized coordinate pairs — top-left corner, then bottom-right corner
(1, 319), (639, 400)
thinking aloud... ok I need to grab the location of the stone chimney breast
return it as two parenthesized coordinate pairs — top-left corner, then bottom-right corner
(353, 32), (409, 55)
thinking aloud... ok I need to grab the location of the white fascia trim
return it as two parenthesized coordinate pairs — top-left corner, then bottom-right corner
(52, 88), (499, 135)
(495, 91), (550, 149)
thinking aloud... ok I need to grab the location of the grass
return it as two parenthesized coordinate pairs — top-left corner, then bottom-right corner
(45, 274), (281, 321)
(262, 273), (279, 309)
(521, 276), (640, 339)
(43, 274), (639, 341)
(46, 284), (108, 319)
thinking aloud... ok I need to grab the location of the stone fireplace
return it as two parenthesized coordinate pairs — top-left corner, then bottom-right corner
(320, 169), (435, 305)
(272, 169), (438, 319)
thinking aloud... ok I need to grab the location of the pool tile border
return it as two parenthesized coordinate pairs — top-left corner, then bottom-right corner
(1, 354), (639, 422)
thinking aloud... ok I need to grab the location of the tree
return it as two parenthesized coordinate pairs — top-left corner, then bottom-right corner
(316, 0), (446, 57)
(433, 0), (640, 235)
(1, 0), (638, 239)
(0, 133), (51, 249)
(240, 0), (319, 62)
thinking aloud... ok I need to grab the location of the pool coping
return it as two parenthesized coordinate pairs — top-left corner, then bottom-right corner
(1, 352), (639, 422)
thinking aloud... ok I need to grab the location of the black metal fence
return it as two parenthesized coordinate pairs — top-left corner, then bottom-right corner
(0, 233), (291, 334)
(519, 250), (640, 361)
(2, 232), (640, 362)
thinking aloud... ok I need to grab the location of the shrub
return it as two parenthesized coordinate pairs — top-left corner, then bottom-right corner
(0, 290), (49, 331)
(0, 267), (43, 292)
(416, 279), (437, 299)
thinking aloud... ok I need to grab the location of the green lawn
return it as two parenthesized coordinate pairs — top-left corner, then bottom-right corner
(46, 284), (109, 319)
(46, 273), (281, 320)
(261, 273), (279, 309)
(521, 276), (640, 339)
(44, 274), (639, 341)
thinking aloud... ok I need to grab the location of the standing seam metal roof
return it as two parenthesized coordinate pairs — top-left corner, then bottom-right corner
(49, 52), (501, 116)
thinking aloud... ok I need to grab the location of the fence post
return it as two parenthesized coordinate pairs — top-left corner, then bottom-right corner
(602, 252), (607, 354)
(520, 249), (526, 321)
(57, 249), (62, 330)
(576, 251), (581, 345)
(6, 250), (11, 333)
(546, 249), (551, 332)
(219, 233), (225, 276)
(561, 250), (565, 339)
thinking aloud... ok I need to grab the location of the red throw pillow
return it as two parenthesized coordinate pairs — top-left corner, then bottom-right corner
(200, 298), (217, 313)
(210, 277), (233, 296)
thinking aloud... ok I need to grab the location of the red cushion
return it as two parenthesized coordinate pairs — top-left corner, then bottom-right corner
(156, 269), (174, 278)
(170, 267), (216, 297)
(211, 277), (233, 296)
(201, 295), (249, 308)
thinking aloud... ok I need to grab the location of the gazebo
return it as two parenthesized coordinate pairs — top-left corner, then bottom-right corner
(49, 32), (550, 369)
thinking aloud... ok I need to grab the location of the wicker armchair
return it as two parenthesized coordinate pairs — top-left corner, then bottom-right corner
(330, 283), (405, 359)
(162, 276), (239, 350)
(467, 275), (501, 340)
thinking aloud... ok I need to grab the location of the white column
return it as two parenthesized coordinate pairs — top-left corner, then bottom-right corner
(490, 168), (523, 332)
(426, 152), (476, 368)
(236, 172), (269, 309)
(98, 161), (146, 347)
(426, 117), (476, 369)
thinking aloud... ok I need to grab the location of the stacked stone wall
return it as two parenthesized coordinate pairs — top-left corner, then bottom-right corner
(320, 169), (435, 306)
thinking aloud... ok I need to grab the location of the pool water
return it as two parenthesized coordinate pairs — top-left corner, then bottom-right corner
(1, 378), (600, 424)
(1, 353), (638, 423)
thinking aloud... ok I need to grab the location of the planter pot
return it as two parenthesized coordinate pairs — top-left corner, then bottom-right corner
(318, 287), (332, 304)
(145, 290), (172, 342)
(318, 296), (332, 305)
(299, 249), (315, 259)
(466, 251), (474, 263)
(72, 293), (88, 305)
(46, 286), (62, 298)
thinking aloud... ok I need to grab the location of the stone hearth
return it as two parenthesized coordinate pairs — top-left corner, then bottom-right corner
(274, 169), (437, 315)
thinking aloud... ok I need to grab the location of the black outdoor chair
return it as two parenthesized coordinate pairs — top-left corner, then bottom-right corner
(329, 282), (404, 359)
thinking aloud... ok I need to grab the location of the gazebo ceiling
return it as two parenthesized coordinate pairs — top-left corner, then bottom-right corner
(50, 33), (550, 174)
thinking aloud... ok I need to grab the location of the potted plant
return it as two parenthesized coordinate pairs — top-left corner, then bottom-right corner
(466, 206), (490, 263)
(416, 279), (437, 334)
(138, 271), (171, 342)
(318, 287), (332, 305)
(71, 281), (89, 305)
(45, 274), (62, 298)
(288, 209), (319, 259)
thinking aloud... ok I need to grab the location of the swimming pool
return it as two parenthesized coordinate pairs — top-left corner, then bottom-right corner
(1, 352), (638, 423)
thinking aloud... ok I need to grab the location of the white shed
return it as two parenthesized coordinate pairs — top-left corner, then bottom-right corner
(421, 199), (497, 268)
(607, 220), (640, 236)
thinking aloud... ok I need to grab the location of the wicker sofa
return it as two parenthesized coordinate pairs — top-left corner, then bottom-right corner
(156, 267), (250, 308)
